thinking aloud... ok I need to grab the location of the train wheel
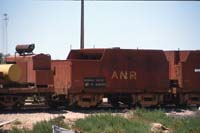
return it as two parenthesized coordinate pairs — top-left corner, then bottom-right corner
(135, 102), (142, 108)
(176, 102), (187, 109)
(48, 102), (59, 109)
(0, 95), (25, 109)
(123, 95), (133, 108)
(46, 99), (59, 109)
(12, 102), (23, 110)
(46, 94), (68, 109)
(12, 97), (25, 110)
(111, 99), (119, 108)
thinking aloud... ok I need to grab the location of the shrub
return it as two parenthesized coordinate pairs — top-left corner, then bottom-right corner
(10, 127), (30, 133)
(133, 108), (200, 132)
(175, 116), (200, 133)
(74, 113), (150, 133)
(134, 108), (174, 127)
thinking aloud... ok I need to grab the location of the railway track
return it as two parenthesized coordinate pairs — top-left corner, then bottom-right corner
(0, 101), (199, 113)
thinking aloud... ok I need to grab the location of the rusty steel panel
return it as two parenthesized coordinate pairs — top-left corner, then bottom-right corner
(179, 51), (190, 62)
(164, 51), (177, 80)
(17, 62), (27, 83)
(180, 51), (200, 91)
(70, 61), (100, 91)
(51, 60), (71, 94)
(27, 60), (34, 84)
(5, 56), (19, 63)
(34, 70), (53, 85)
(5, 55), (32, 63)
(32, 54), (51, 70)
(5, 54), (51, 70)
(67, 49), (104, 60)
(165, 50), (200, 92)
(102, 49), (169, 92)
(67, 48), (169, 94)
(0, 72), (4, 84)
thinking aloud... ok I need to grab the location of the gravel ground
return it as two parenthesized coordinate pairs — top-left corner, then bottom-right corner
(0, 108), (199, 130)
(0, 110), (89, 130)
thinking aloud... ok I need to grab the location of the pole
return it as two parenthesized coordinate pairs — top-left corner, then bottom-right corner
(3, 13), (8, 54)
(80, 0), (84, 49)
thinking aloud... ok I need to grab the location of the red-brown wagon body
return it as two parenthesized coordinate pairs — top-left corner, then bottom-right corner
(53, 48), (170, 107)
(165, 50), (200, 105)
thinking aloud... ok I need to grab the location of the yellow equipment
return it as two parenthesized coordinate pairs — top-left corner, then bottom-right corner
(0, 64), (22, 82)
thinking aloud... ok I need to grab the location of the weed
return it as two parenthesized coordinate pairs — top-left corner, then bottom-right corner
(10, 127), (30, 133)
(175, 116), (200, 133)
(10, 115), (69, 133)
(32, 115), (69, 133)
(133, 108), (200, 133)
(74, 113), (150, 133)
(134, 108), (174, 127)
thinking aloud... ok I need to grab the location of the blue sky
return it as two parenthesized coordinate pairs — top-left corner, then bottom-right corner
(0, 0), (200, 59)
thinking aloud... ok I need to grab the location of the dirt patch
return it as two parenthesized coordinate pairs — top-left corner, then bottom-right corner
(0, 110), (88, 130)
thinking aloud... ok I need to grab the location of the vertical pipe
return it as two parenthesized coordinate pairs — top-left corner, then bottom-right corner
(80, 0), (84, 49)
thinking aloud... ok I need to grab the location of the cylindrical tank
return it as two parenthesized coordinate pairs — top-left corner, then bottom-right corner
(16, 44), (35, 55)
(0, 64), (22, 82)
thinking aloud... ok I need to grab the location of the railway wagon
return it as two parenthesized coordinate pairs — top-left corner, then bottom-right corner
(0, 45), (54, 109)
(53, 48), (170, 108)
(165, 50), (200, 106)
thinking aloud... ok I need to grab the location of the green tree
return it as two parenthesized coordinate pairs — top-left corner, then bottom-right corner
(0, 53), (10, 64)
(0, 53), (3, 64)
